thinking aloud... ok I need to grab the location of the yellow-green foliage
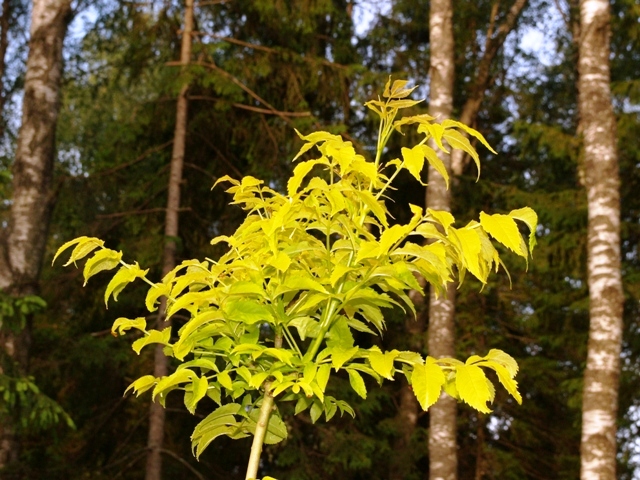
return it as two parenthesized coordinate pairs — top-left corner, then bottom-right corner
(55, 79), (537, 458)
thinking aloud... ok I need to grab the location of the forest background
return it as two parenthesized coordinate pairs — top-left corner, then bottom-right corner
(0, 0), (639, 479)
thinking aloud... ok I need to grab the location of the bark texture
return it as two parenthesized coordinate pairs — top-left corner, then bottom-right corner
(451, 0), (528, 176)
(0, 0), (71, 469)
(0, 0), (10, 140)
(145, 0), (194, 478)
(577, 0), (624, 478)
(427, 1), (457, 479)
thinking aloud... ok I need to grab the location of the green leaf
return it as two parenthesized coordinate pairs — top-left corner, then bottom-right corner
(185, 376), (209, 414)
(369, 349), (399, 380)
(455, 364), (492, 413)
(288, 316), (319, 340)
(411, 360), (445, 410)
(479, 212), (527, 258)
(347, 369), (367, 399)
(326, 317), (355, 350)
(132, 328), (172, 355)
(224, 299), (274, 325)
(153, 368), (195, 400)
(217, 371), (233, 390)
(191, 403), (242, 458)
(82, 249), (122, 285)
(315, 364), (331, 392)
(331, 347), (359, 370)
(104, 263), (149, 306)
(111, 317), (146, 336)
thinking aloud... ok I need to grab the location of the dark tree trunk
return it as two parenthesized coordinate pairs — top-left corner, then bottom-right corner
(145, 0), (194, 478)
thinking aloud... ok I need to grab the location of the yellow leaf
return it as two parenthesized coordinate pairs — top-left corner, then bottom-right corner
(287, 159), (326, 196)
(347, 369), (367, 399)
(145, 283), (171, 312)
(111, 317), (146, 336)
(356, 190), (388, 227)
(379, 224), (411, 255)
(484, 349), (519, 377)
(401, 146), (426, 184)
(104, 263), (149, 307)
(441, 119), (497, 154)
(355, 240), (380, 263)
(83, 249), (122, 285)
(418, 123), (449, 153)
(449, 227), (485, 283)
(509, 207), (538, 254)
(479, 212), (527, 258)
(411, 360), (445, 410)
(331, 346), (359, 370)
(492, 363), (522, 404)
(455, 364), (492, 413)
(330, 263), (353, 287)
(421, 145), (449, 188)
(427, 208), (455, 230)
(369, 349), (398, 380)
(268, 251), (292, 272)
(63, 237), (105, 266)
(442, 129), (480, 179)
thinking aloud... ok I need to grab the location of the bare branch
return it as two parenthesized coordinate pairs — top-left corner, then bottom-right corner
(93, 140), (173, 177)
(188, 95), (311, 117)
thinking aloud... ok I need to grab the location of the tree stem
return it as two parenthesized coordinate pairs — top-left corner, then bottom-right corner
(245, 331), (282, 480)
(245, 384), (275, 480)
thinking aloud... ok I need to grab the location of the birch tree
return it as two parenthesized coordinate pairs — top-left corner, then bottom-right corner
(0, 0), (72, 467)
(145, 0), (194, 478)
(427, 1), (457, 479)
(577, 0), (624, 478)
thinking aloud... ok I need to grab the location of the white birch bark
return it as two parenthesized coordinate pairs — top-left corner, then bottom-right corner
(0, 0), (71, 468)
(145, 0), (194, 478)
(577, 1), (624, 479)
(427, 1), (456, 479)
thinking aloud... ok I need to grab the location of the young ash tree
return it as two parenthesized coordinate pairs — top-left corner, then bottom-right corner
(55, 80), (536, 480)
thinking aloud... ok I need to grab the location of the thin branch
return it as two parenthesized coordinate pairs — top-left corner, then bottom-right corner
(188, 95), (311, 117)
(93, 140), (173, 177)
(190, 31), (275, 53)
(193, 131), (243, 178)
(170, 60), (298, 127)
(184, 162), (216, 181)
(188, 31), (348, 70)
(96, 207), (191, 219)
(160, 448), (206, 480)
(196, 0), (232, 6)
